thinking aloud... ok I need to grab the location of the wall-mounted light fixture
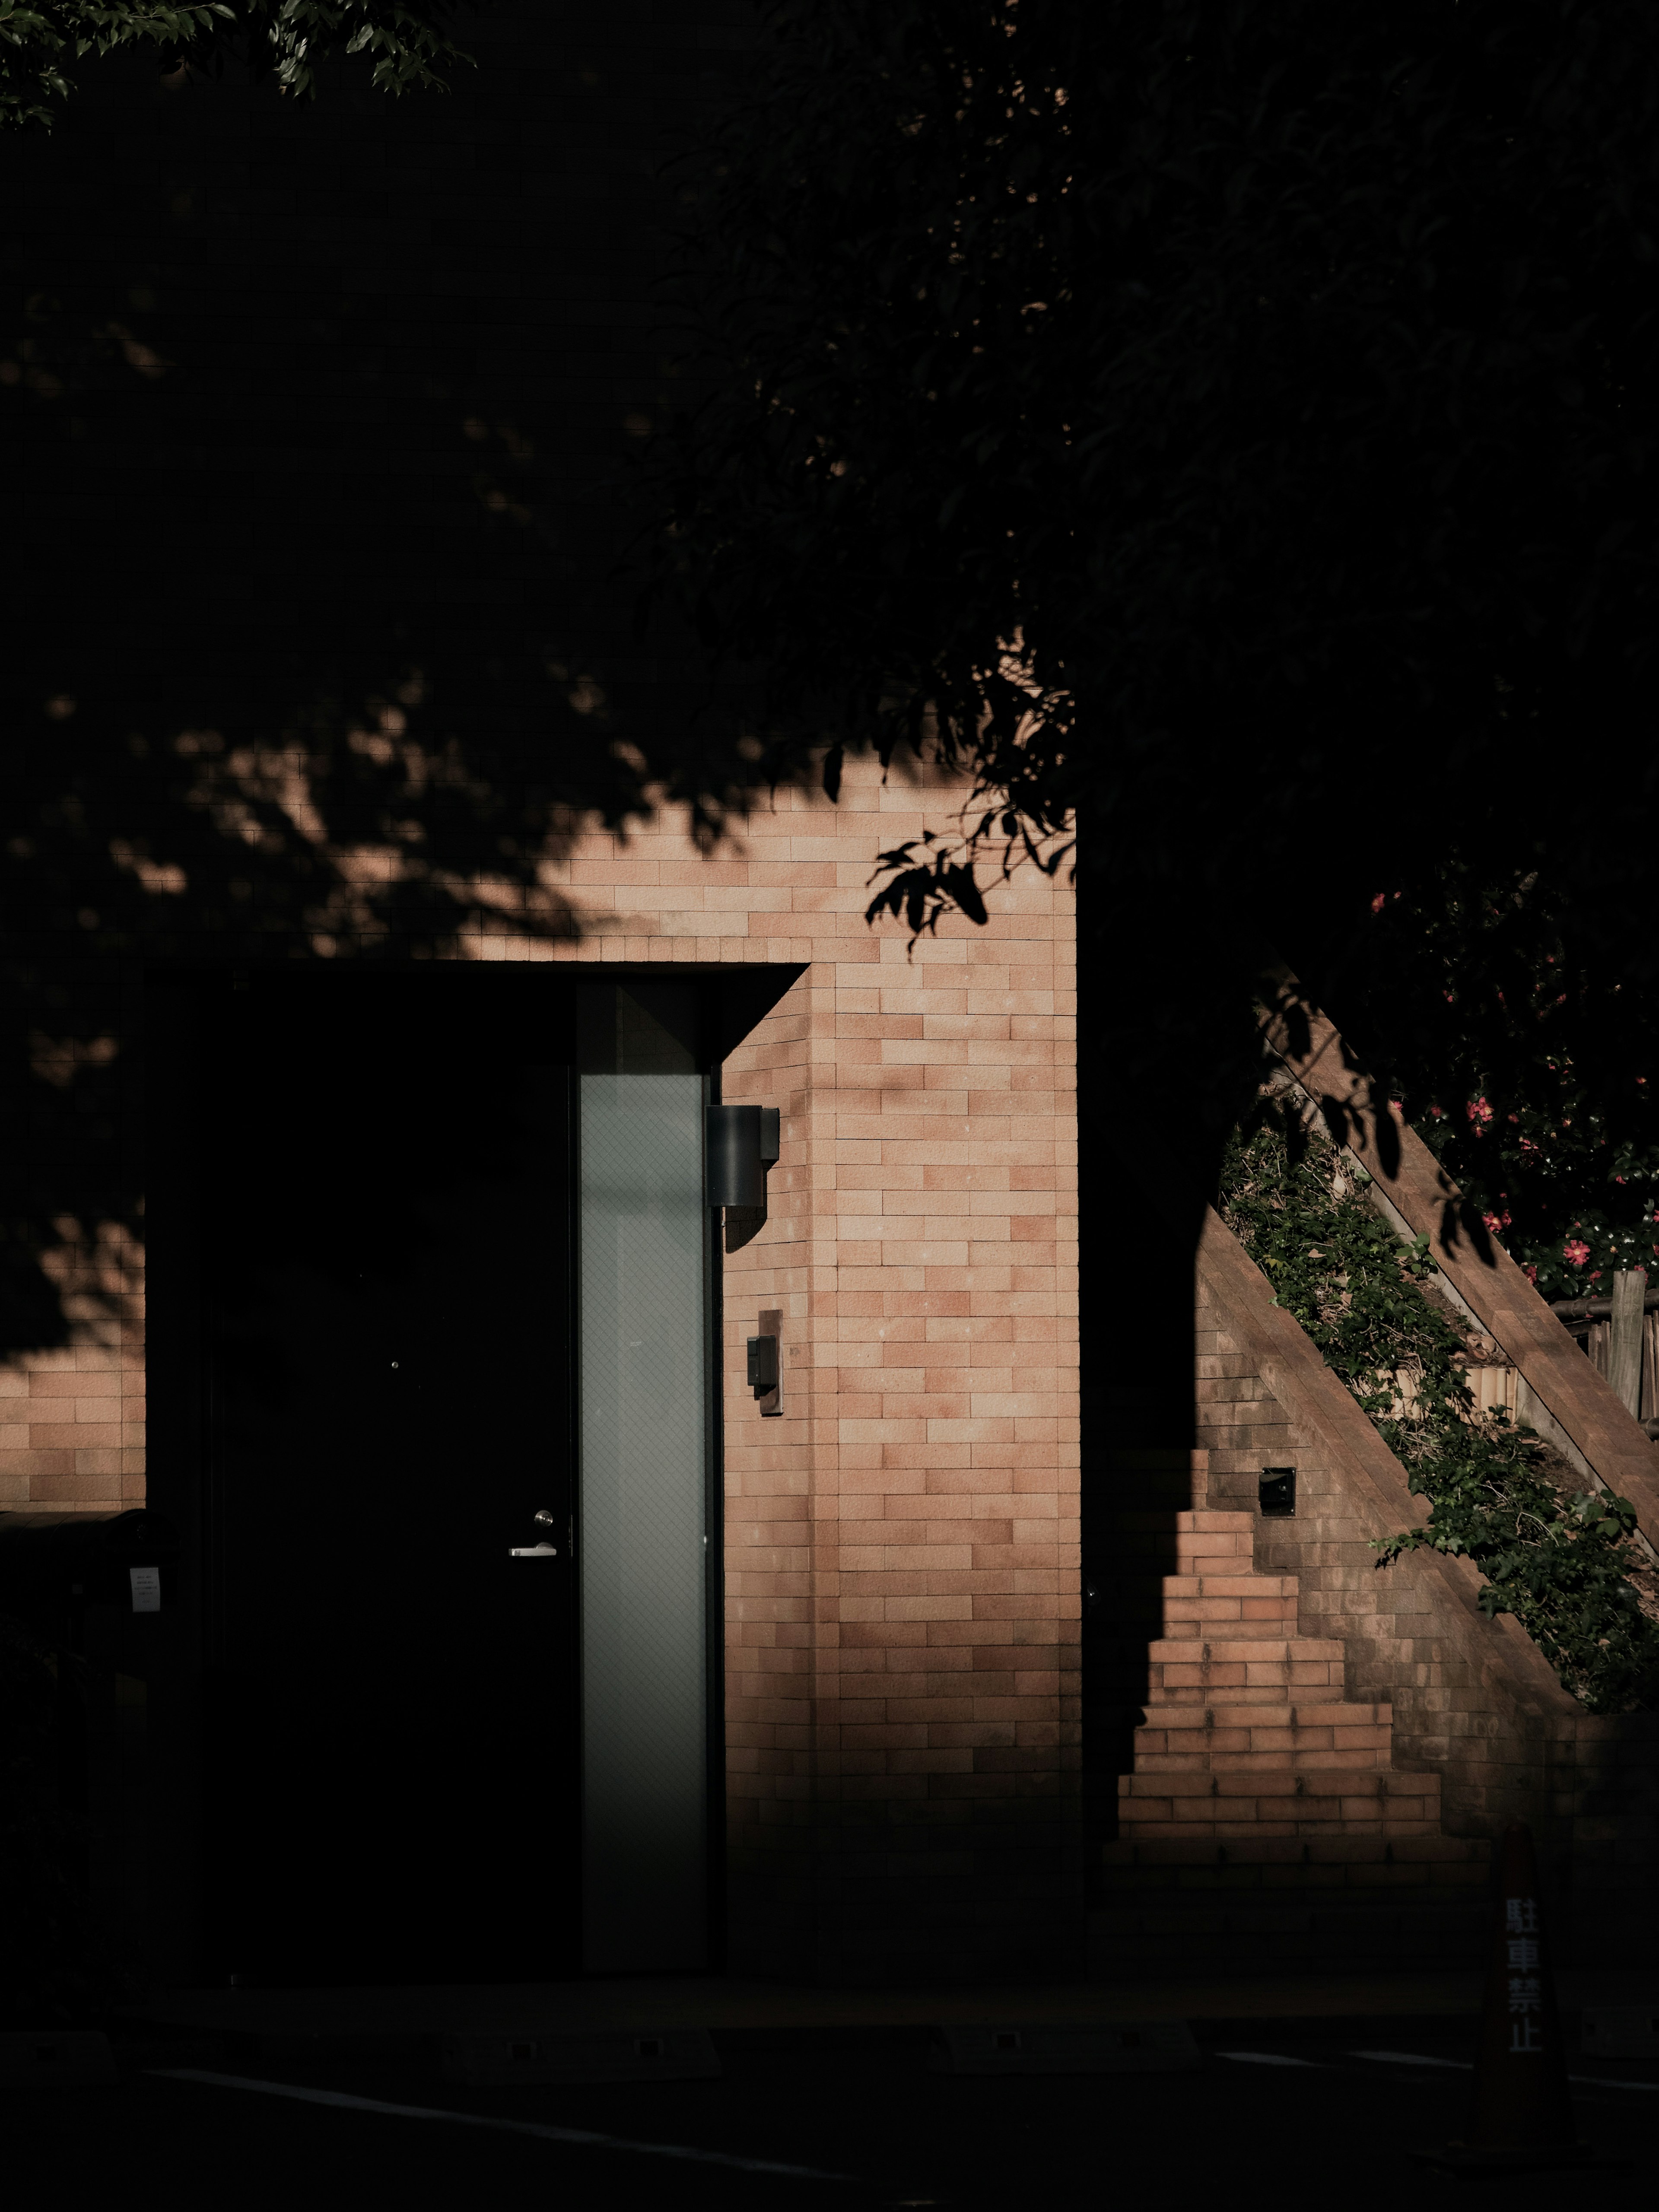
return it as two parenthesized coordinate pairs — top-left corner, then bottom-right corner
(706, 1103), (780, 1208)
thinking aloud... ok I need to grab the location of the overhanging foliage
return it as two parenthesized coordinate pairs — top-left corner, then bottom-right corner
(0, 0), (469, 128)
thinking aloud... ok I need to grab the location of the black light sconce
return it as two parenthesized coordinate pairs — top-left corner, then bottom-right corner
(1259, 1467), (1296, 1518)
(706, 1103), (780, 1208)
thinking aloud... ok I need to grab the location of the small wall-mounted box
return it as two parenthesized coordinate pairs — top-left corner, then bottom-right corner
(1259, 1467), (1296, 1518)
(748, 1307), (783, 1416)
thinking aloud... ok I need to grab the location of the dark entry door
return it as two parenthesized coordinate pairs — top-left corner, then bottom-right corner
(201, 972), (577, 1985)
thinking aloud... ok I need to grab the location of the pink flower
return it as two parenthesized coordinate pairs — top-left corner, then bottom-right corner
(1564, 1238), (1592, 1268)
(1481, 1211), (1504, 1236)
(1467, 1096), (1494, 1128)
(1524, 1264), (1538, 1284)
(1370, 893), (1386, 913)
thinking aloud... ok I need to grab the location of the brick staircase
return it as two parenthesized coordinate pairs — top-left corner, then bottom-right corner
(1090, 1508), (1491, 1978)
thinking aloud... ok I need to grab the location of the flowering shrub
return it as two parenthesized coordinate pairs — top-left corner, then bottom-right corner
(1340, 862), (1659, 1306)
(1220, 1118), (1659, 1714)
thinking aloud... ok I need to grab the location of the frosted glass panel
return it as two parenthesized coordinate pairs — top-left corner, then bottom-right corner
(578, 985), (709, 1971)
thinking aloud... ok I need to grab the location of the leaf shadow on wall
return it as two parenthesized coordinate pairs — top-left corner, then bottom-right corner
(0, 38), (734, 1366)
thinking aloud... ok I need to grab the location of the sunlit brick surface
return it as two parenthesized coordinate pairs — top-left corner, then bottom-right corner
(1178, 1218), (1656, 1978)
(0, 10), (1080, 1980)
(12, 753), (1077, 1982)
(698, 763), (1081, 1980)
(534, 755), (1080, 1980)
(0, 1227), (146, 1512)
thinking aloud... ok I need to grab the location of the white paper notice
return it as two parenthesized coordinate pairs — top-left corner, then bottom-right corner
(129, 1565), (161, 1614)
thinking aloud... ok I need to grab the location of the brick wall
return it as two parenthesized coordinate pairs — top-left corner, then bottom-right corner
(712, 768), (1081, 1981)
(541, 759), (1081, 1981)
(1194, 1209), (1659, 1966)
(0, 965), (147, 1515)
(0, 7), (1082, 1985)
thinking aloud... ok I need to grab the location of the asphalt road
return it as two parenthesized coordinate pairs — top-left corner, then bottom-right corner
(10, 2024), (1657, 2211)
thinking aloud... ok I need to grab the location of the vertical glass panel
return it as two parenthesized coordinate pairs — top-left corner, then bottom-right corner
(578, 984), (709, 1970)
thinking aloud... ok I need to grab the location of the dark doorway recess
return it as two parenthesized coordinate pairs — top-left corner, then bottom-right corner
(199, 970), (579, 1986)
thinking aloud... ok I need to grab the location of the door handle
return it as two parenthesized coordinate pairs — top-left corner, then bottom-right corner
(511, 1507), (561, 1557)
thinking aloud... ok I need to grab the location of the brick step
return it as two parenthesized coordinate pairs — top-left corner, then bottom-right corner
(1132, 1743), (1392, 1775)
(1141, 1700), (1394, 1735)
(1118, 1767), (1441, 1841)
(1159, 1573), (1300, 1601)
(1158, 1607), (1300, 1637)
(1100, 1834), (1486, 1872)
(1135, 1704), (1393, 1764)
(1147, 1681), (1350, 1707)
(1146, 1636), (1344, 1665)
(1165, 1541), (1254, 1571)
(1147, 1639), (1347, 1697)
(1120, 1766), (1437, 1805)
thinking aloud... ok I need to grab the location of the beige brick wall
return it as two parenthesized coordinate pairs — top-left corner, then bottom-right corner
(3, 752), (1080, 1979)
(0, 1221), (146, 1513)
(709, 762), (1080, 1978)
(0, 0), (1081, 1985)
(526, 753), (1080, 1978)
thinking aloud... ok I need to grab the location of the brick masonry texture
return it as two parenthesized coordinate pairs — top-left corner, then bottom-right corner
(3, 755), (1083, 1985)
(410, 756), (1082, 1981)
(709, 766), (1081, 1982)
(1185, 1213), (1659, 1969)
(0, 7), (1080, 1984)
(7, 3), (1647, 1987)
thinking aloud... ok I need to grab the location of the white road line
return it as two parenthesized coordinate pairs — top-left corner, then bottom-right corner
(1347, 2050), (1657, 2095)
(147, 2070), (855, 2181)
(1214, 2051), (1325, 2068)
(1350, 2050), (1471, 2070)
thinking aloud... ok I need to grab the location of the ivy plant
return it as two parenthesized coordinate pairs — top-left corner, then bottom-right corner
(1219, 1116), (1659, 1714)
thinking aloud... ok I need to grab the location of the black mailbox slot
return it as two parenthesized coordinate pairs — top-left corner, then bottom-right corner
(1259, 1468), (1296, 1519)
(747, 1335), (779, 1393)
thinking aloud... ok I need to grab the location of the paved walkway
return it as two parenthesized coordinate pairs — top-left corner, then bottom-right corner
(138, 1969), (1496, 2038)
